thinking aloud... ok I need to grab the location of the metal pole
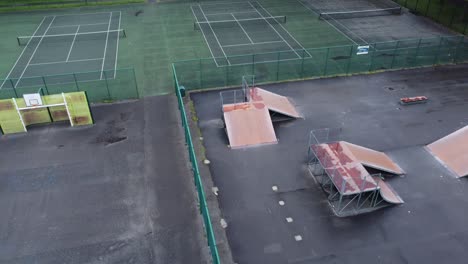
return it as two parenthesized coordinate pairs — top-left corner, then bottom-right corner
(132, 68), (139, 98)
(276, 52), (280, 81)
(324, 47), (330, 76)
(9, 79), (18, 98)
(346, 45), (353, 74)
(449, 7), (456, 27)
(73, 73), (80, 92)
(301, 49), (305, 78)
(453, 36), (463, 63)
(251, 54), (255, 76)
(414, 38), (422, 65)
(424, 0), (431, 15)
(103, 71), (111, 100)
(390, 41), (400, 69)
(199, 59), (202, 89)
(41, 76), (49, 95)
(368, 43), (376, 71)
(433, 37), (444, 64)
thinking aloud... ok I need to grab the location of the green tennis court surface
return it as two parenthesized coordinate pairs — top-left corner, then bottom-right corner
(1, 11), (122, 90)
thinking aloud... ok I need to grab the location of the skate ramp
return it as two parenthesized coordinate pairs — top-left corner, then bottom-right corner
(427, 126), (468, 178)
(374, 177), (404, 204)
(249, 88), (301, 119)
(343, 142), (405, 175)
(223, 101), (277, 148)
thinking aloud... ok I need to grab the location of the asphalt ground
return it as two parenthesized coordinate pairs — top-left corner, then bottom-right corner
(191, 64), (468, 264)
(0, 95), (209, 264)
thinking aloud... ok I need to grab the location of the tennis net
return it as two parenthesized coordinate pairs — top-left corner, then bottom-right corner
(319, 7), (402, 20)
(17, 29), (126, 46)
(194, 16), (286, 30)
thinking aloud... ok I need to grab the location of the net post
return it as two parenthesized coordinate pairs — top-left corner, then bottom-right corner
(41, 76), (49, 95)
(103, 71), (111, 100)
(17, 37), (20, 46)
(73, 73), (80, 92)
(324, 47), (330, 76)
(9, 79), (18, 98)
(122, 29), (127, 38)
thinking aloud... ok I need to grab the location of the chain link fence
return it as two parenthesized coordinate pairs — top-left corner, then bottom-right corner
(173, 35), (467, 91)
(0, 67), (139, 103)
(394, 0), (468, 34)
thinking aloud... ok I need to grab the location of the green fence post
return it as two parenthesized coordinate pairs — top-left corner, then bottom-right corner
(103, 71), (111, 100)
(199, 59), (202, 89)
(41, 76), (49, 95)
(9, 79), (18, 98)
(404, 0), (408, 8)
(301, 49), (306, 78)
(452, 36), (463, 63)
(464, 21), (468, 35)
(436, 0), (444, 22)
(368, 43), (376, 71)
(448, 7), (456, 27)
(324, 47), (330, 76)
(345, 45), (353, 74)
(433, 37), (443, 65)
(414, 38), (422, 65)
(424, 0), (431, 15)
(132, 68), (140, 98)
(415, 0), (420, 11)
(225, 65), (229, 87)
(73, 73), (80, 92)
(252, 54), (255, 76)
(390, 41), (401, 69)
(276, 52), (280, 81)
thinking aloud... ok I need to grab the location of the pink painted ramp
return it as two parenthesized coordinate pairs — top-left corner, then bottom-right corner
(249, 87), (301, 118)
(427, 126), (468, 178)
(342, 141), (405, 175)
(223, 102), (277, 148)
(374, 177), (404, 204)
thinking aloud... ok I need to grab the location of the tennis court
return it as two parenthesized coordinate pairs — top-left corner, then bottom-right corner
(191, 1), (311, 67)
(0, 11), (123, 90)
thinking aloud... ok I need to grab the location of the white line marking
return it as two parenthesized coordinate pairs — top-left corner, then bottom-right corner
(222, 40), (284, 47)
(17, 29), (124, 40)
(191, 6), (220, 67)
(198, 4), (231, 65)
(217, 56), (304, 67)
(114, 11), (121, 79)
(297, 0), (360, 45)
(29, 58), (103, 66)
(66, 25), (80, 62)
(247, 2), (301, 59)
(253, 1), (313, 58)
(231, 13), (254, 44)
(0, 17), (46, 89)
(100, 12), (112, 80)
(194, 1), (251, 7)
(16, 16), (56, 88)
(50, 22), (108, 28)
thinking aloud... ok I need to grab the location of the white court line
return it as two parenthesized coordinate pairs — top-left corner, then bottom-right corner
(15, 16), (56, 88)
(231, 13), (254, 44)
(100, 12), (112, 80)
(66, 25), (80, 62)
(297, 0), (361, 45)
(247, 2), (301, 59)
(195, 1), (252, 7)
(222, 40), (284, 47)
(227, 56), (305, 66)
(0, 17), (46, 89)
(114, 11), (122, 79)
(50, 22), (108, 28)
(191, 6), (220, 67)
(29, 58), (103, 66)
(253, 1), (313, 58)
(198, 4), (231, 65)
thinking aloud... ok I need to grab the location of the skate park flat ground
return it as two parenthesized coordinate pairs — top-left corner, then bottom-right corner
(0, 96), (209, 264)
(191, 64), (468, 264)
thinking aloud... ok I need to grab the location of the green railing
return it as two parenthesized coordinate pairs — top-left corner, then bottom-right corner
(394, 0), (468, 35)
(0, 67), (139, 103)
(173, 35), (468, 91)
(172, 64), (221, 264)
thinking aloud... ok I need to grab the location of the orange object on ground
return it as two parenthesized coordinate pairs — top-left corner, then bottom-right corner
(426, 126), (468, 178)
(249, 87), (301, 118)
(223, 102), (278, 148)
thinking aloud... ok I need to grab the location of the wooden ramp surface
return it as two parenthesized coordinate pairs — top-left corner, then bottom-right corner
(374, 177), (404, 204)
(427, 126), (468, 178)
(223, 102), (277, 148)
(249, 88), (301, 118)
(343, 142), (405, 175)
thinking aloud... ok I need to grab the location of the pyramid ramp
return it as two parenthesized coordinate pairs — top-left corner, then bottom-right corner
(249, 88), (301, 119)
(223, 101), (277, 148)
(427, 126), (468, 178)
